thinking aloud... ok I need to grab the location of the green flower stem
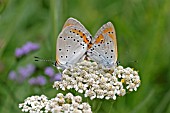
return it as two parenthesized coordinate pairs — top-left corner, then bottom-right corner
(50, 0), (57, 56)
(93, 99), (102, 113)
(109, 101), (114, 113)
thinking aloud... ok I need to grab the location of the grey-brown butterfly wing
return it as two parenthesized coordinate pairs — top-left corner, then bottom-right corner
(87, 22), (117, 68)
(56, 18), (92, 69)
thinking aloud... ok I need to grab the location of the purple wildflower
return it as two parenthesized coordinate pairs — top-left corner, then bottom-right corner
(18, 67), (30, 78)
(26, 64), (36, 75)
(8, 71), (17, 80)
(54, 73), (62, 81)
(17, 64), (36, 82)
(51, 73), (62, 81)
(22, 43), (31, 54)
(15, 48), (24, 58)
(15, 42), (40, 58)
(30, 43), (39, 51)
(28, 78), (36, 85)
(29, 75), (46, 86)
(9, 70), (26, 83)
(44, 67), (54, 77)
(37, 76), (46, 85)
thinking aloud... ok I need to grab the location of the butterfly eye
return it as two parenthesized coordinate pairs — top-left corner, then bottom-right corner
(54, 61), (57, 66)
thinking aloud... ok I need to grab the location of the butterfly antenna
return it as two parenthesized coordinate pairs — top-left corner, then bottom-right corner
(34, 56), (55, 63)
(35, 56), (63, 74)
(129, 60), (138, 63)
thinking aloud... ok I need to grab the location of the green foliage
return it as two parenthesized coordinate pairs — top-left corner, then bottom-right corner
(0, 0), (170, 113)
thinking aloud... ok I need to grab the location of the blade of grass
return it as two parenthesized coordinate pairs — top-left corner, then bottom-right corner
(130, 89), (155, 113)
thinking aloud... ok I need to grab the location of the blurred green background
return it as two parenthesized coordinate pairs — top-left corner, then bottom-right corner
(0, 0), (170, 113)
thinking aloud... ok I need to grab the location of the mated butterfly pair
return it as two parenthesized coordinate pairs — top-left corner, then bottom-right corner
(55, 17), (118, 69)
(36, 17), (118, 69)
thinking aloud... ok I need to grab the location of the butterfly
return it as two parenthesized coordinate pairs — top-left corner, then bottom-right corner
(87, 22), (118, 68)
(35, 18), (117, 69)
(55, 17), (92, 69)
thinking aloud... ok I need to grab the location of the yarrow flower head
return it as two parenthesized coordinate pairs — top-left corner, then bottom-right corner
(53, 60), (141, 100)
(19, 93), (92, 113)
(15, 42), (39, 58)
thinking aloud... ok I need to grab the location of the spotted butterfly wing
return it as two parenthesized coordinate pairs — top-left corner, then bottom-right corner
(62, 17), (86, 30)
(87, 22), (117, 68)
(56, 18), (92, 69)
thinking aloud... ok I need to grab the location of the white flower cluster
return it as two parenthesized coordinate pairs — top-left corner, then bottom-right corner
(19, 93), (92, 113)
(53, 60), (141, 100)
